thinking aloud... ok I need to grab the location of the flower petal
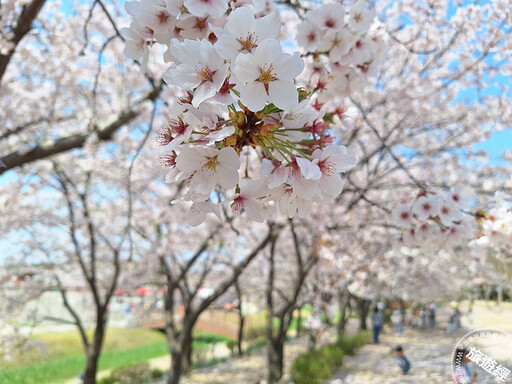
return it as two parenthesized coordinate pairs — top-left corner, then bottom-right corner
(268, 80), (299, 111)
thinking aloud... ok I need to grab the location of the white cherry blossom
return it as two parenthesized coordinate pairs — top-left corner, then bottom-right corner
(184, 0), (228, 18)
(289, 157), (321, 200)
(296, 21), (321, 51)
(448, 185), (472, 209)
(185, 200), (222, 226)
(120, 21), (153, 70)
(392, 204), (413, 227)
(307, 3), (346, 32)
(214, 7), (280, 60)
(318, 30), (357, 62)
(348, 0), (376, 34)
(234, 39), (304, 112)
(175, 146), (240, 194)
(163, 39), (229, 107)
(312, 145), (357, 200)
(438, 200), (463, 227)
(412, 194), (441, 221)
(227, 179), (267, 221)
(137, 2), (176, 43)
(261, 158), (289, 188)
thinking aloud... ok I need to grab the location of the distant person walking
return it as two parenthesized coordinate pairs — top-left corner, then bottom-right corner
(420, 307), (427, 329)
(427, 304), (436, 328)
(455, 307), (462, 329)
(447, 311), (456, 333)
(371, 306), (383, 344)
(391, 308), (404, 336)
(467, 307), (473, 325)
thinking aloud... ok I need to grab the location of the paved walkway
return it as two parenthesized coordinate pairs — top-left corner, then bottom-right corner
(329, 327), (464, 383)
(329, 325), (512, 383)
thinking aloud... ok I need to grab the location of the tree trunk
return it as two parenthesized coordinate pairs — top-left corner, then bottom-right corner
(83, 348), (101, 384)
(182, 330), (193, 374)
(355, 298), (371, 331)
(307, 331), (316, 351)
(267, 339), (284, 384)
(296, 306), (302, 337)
(169, 347), (183, 384)
(337, 292), (350, 337)
(237, 312), (245, 356)
(168, 330), (192, 384)
(82, 317), (106, 384)
(234, 279), (244, 356)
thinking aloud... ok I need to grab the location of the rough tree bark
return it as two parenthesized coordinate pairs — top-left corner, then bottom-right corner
(336, 290), (351, 337)
(234, 278), (245, 356)
(354, 296), (371, 331)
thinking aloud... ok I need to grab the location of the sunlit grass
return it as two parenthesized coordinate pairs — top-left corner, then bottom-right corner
(459, 299), (512, 332)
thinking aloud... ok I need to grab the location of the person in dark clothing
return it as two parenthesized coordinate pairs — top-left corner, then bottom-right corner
(371, 306), (383, 343)
(394, 346), (411, 375)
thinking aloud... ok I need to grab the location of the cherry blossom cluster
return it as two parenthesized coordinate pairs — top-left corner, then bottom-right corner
(391, 186), (474, 251)
(296, 0), (386, 104)
(122, 0), (385, 226)
(476, 191), (512, 251)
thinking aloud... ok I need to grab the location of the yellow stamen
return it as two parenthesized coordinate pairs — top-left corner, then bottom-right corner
(203, 156), (219, 171)
(237, 33), (258, 53)
(257, 63), (277, 85)
(195, 62), (214, 82)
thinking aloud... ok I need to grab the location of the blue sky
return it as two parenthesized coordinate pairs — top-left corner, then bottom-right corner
(473, 129), (512, 165)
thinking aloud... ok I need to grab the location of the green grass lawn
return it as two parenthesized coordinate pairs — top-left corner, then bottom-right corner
(0, 328), (167, 370)
(0, 328), (232, 384)
(0, 341), (168, 384)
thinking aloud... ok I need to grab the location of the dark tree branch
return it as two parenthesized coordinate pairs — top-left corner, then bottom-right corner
(0, 0), (47, 84)
(0, 85), (162, 175)
(55, 276), (90, 349)
(0, 116), (73, 141)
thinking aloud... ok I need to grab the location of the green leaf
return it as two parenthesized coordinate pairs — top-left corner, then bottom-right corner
(261, 103), (283, 115)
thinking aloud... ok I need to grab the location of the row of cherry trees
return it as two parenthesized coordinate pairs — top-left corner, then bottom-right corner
(1, 0), (511, 384)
